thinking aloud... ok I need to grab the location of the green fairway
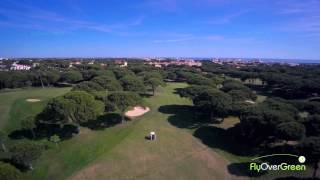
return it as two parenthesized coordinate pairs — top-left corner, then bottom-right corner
(25, 83), (241, 180)
(0, 87), (71, 132)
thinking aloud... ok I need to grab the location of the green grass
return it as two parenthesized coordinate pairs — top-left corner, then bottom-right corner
(2, 84), (315, 179)
(26, 83), (236, 180)
(214, 116), (240, 130)
(0, 87), (71, 132)
(27, 124), (137, 180)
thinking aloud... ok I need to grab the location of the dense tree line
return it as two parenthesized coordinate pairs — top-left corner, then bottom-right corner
(202, 61), (320, 99)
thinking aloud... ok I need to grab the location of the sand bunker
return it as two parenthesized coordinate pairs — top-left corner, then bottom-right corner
(125, 106), (150, 118)
(26, 99), (41, 102)
(245, 100), (256, 104)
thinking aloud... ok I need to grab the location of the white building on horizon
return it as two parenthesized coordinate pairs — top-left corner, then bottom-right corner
(10, 62), (31, 71)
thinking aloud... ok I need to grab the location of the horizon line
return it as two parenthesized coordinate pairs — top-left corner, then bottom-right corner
(1, 56), (320, 62)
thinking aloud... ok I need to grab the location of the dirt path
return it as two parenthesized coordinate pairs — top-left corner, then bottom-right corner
(69, 84), (245, 180)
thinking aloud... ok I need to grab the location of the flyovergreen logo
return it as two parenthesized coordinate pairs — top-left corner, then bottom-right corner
(249, 154), (307, 173)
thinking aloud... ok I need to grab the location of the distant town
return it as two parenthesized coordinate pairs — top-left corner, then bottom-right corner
(0, 57), (309, 72)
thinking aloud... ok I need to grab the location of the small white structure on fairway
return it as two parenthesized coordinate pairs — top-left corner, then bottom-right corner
(150, 131), (156, 141)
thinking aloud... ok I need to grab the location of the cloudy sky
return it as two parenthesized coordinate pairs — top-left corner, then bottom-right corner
(0, 0), (320, 60)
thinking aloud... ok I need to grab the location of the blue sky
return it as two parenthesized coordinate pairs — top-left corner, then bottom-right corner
(0, 0), (320, 60)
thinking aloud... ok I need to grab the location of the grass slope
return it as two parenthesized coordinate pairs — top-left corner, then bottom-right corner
(0, 88), (71, 132)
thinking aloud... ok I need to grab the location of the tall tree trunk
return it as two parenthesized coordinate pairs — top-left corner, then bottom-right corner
(1, 142), (6, 152)
(210, 111), (214, 121)
(31, 129), (36, 139)
(121, 112), (125, 123)
(39, 75), (44, 88)
(152, 85), (155, 96)
(28, 163), (34, 170)
(313, 161), (319, 179)
(76, 124), (80, 133)
(282, 141), (287, 153)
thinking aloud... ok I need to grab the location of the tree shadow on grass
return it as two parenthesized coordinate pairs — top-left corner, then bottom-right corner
(9, 112), (123, 141)
(159, 104), (271, 178)
(8, 130), (33, 140)
(158, 105), (208, 129)
(159, 104), (255, 156)
(9, 123), (79, 140)
(158, 104), (192, 114)
(81, 113), (122, 130)
(173, 88), (184, 95)
(196, 126), (268, 178)
(140, 92), (154, 98)
(193, 126), (255, 157)
(59, 124), (79, 139)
